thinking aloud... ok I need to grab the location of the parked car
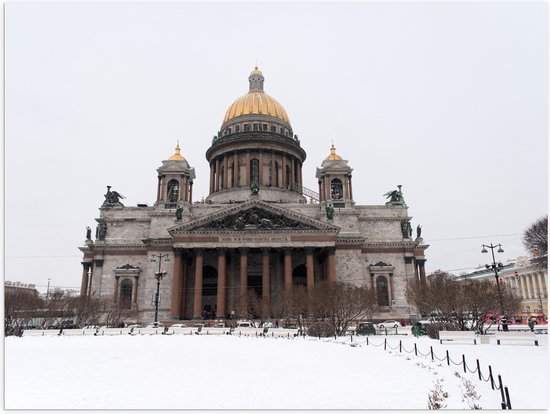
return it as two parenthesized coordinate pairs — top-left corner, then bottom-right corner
(170, 323), (187, 328)
(212, 323), (225, 328)
(356, 322), (376, 335)
(146, 322), (165, 329)
(378, 320), (400, 329)
(127, 324), (143, 329)
(236, 322), (253, 328)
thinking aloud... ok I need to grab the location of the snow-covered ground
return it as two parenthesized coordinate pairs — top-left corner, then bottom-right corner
(4, 331), (548, 409)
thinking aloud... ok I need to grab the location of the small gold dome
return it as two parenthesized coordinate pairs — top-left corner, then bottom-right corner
(250, 66), (263, 76)
(324, 144), (343, 161)
(168, 143), (186, 161)
(223, 67), (291, 125)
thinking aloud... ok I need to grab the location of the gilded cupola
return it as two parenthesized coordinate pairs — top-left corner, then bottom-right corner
(219, 67), (293, 137)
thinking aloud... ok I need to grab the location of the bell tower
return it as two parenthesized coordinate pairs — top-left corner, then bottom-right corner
(316, 144), (354, 208)
(155, 143), (196, 208)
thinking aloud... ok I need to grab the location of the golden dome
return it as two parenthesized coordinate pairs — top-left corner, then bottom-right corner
(222, 67), (291, 125)
(168, 143), (186, 161)
(324, 144), (343, 161)
(223, 92), (290, 124)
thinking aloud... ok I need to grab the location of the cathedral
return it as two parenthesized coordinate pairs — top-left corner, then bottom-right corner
(79, 67), (429, 323)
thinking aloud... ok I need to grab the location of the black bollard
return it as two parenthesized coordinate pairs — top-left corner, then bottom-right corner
(498, 375), (506, 409)
(462, 354), (466, 373)
(430, 346), (434, 361)
(446, 350), (450, 366)
(504, 386), (511, 409)
(476, 359), (481, 381)
(414, 343), (417, 356)
(489, 365), (495, 390)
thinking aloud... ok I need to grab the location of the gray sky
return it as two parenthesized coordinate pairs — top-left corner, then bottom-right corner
(5, 2), (548, 294)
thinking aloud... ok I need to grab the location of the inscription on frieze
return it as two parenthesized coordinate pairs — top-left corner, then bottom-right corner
(219, 235), (291, 243)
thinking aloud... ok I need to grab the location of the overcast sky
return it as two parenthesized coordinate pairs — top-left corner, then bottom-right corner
(5, 2), (547, 293)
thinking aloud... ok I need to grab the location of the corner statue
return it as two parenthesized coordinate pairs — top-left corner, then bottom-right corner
(102, 185), (125, 207)
(326, 204), (335, 220)
(175, 206), (183, 221)
(85, 226), (92, 240)
(416, 225), (422, 239)
(384, 185), (406, 207)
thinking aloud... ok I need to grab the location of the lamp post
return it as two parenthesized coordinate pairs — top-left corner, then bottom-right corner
(151, 254), (169, 323)
(481, 243), (505, 317)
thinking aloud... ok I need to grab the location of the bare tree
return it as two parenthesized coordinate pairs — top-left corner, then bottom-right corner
(406, 271), (522, 333)
(523, 215), (548, 269)
(4, 288), (44, 336)
(311, 281), (377, 336)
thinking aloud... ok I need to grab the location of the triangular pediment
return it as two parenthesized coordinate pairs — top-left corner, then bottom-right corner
(169, 200), (340, 235)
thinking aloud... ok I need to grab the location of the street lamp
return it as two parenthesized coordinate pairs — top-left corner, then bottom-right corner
(481, 243), (505, 318)
(151, 254), (169, 323)
(154, 271), (167, 323)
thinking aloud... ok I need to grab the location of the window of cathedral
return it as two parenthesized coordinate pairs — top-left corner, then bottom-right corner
(275, 161), (280, 187)
(120, 278), (133, 309)
(220, 166), (225, 190)
(236, 125), (240, 133)
(244, 124), (250, 131)
(262, 124), (267, 131)
(250, 158), (259, 184)
(167, 179), (179, 202)
(280, 127), (285, 135)
(376, 276), (389, 306)
(253, 123), (259, 131)
(331, 178), (343, 200)
(271, 125), (276, 132)
(228, 127), (232, 134)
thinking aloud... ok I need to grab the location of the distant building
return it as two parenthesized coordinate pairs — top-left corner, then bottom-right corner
(457, 257), (547, 316)
(4, 281), (39, 298)
(79, 67), (429, 323)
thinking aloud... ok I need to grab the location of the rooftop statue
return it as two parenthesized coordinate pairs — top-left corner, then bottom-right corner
(250, 180), (259, 195)
(102, 185), (125, 207)
(384, 185), (406, 206)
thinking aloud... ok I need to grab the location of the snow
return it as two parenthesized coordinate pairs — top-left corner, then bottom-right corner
(4, 331), (548, 409)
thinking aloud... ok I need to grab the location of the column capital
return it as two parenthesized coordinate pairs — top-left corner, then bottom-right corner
(283, 247), (293, 255)
(239, 247), (249, 255)
(217, 248), (226, 256)
(305, 247), (315, 255)
(262, 247), (270, 256)
(326, 247), (336, 255)
(194, 248), (204, 256)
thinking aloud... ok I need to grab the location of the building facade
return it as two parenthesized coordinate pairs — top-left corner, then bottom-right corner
(458, 257), (548, 318)
(79, 68), (428, 323)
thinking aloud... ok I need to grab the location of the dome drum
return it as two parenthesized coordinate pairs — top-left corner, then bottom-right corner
(206, 131), (306, 162)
